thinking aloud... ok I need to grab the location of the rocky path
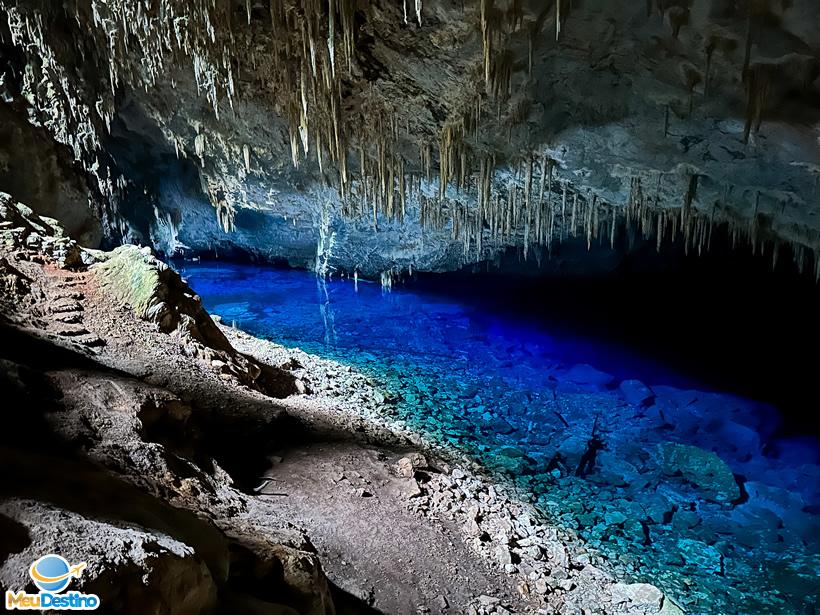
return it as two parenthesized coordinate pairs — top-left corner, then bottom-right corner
(264, 441), (525, 614)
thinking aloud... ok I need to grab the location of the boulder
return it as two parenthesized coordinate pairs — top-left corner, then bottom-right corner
(619, 379), (656, 407)
(610, 582), (664, 612)
(94, 245), (232, 349)
(396, 452), (427, 477)
(564, 364), (615, 389)
(0, 499), (217, 615)
(94, 245), (295, 397)
(658, 442), (740, 502)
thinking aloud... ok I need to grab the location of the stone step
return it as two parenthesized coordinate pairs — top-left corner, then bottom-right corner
(50, 301), (83, 314)
(74, 334), (105, 348)
(54, 279), (85, 289)
(52, 325), (92, 337)
(51, 312), (83, 324)
(49, 291), (85, 301)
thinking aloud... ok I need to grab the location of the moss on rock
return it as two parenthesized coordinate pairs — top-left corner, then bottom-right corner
(94, 245), (232, 352)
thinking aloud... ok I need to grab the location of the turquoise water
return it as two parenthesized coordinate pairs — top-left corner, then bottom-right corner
(180, 261), (819, 614)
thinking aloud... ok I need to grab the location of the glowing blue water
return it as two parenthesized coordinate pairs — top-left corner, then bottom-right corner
(180, 261), (819, 615)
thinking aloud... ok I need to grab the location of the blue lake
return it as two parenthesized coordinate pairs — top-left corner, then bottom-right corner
(179, 261), (819, 615)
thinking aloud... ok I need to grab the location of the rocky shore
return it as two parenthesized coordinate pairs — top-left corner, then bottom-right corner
(0, 191), (688, 613)
(223, 328), (686, 615)
(202, 261), (819, 614)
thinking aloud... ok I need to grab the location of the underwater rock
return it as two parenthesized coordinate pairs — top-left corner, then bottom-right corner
(610, 582), (664, 613)
(671, 509), (701, 531)
(675, 538), (724, 575)
(480, 415), (516, 435)
(700, 419), (761, 460)
(619, 380), (655, 407)
(658, 442), (740, 503)
(563, 364), (615, 390)
(636, 493), (674, 525)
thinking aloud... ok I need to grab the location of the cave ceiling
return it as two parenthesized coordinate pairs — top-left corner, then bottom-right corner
(0, 0), (818, 276)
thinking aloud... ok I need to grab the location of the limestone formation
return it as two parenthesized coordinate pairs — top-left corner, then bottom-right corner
(0, 1), (818, 277)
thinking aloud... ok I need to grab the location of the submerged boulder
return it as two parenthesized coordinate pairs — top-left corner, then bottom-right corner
(610, 582), (664, 612)
(658, 442), (740, 503)
(564, 364), (615, 390)
(619, 380), (656, 407)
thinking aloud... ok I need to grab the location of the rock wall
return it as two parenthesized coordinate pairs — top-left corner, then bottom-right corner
(0, 193), (335, 614)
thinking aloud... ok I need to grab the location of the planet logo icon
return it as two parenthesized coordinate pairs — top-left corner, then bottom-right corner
(29, 555), (86, 593)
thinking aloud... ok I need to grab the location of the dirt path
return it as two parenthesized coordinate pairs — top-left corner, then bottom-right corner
(265, 441), (523, 614)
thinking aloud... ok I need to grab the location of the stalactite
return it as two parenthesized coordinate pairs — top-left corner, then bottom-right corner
(195, 133), (205, 163)
(682, 173), (698, 226)
(528, 31), (533, 81)
(610, 206), (616, 249)
(742, 6), (753, 83)
(743, 64), (771, 143)
(571, 191), (578, 237)
(560, 183), (567, 242)
(657, 209), (664, 252)
(586, 195), (595, 250)
(16, 0), (815, 277)
(593, 197), (600, 242)
(481, 0), (493, 86)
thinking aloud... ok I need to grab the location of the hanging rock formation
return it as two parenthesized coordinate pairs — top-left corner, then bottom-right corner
(0, 0), (818, 277)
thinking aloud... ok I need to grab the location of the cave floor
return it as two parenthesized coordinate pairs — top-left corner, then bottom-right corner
(263, 441), (522, 614)
(0, 249), (532, 614)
